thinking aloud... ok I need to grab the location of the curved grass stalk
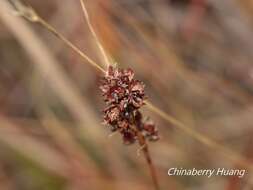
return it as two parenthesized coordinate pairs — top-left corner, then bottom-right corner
(79, 0), (111, 68)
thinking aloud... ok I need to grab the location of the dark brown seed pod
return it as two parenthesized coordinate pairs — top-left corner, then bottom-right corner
(100, 66), (159, 144)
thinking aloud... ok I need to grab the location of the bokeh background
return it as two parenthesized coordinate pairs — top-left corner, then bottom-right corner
(0, 0), (253, 189)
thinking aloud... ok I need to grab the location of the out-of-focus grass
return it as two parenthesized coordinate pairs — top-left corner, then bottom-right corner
(0, 145), (66, 190)
(0, 0), (253, 189)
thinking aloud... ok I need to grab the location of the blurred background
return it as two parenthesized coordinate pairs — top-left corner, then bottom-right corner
(0, 0), (253, 189)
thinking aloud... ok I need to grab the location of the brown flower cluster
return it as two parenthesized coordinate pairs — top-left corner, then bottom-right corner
(100, 66), (159, 144)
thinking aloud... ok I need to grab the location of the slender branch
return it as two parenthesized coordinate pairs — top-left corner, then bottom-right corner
(79, 0), (111, 68)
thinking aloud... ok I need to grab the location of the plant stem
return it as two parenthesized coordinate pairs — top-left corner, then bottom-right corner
(136, 131), (160, 190)
(130, 112), (159, 190)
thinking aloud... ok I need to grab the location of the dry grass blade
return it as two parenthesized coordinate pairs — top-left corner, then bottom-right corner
(79, 0), (111, 68)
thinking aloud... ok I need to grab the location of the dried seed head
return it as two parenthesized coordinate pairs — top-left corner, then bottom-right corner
(100, 66), (159, 144)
